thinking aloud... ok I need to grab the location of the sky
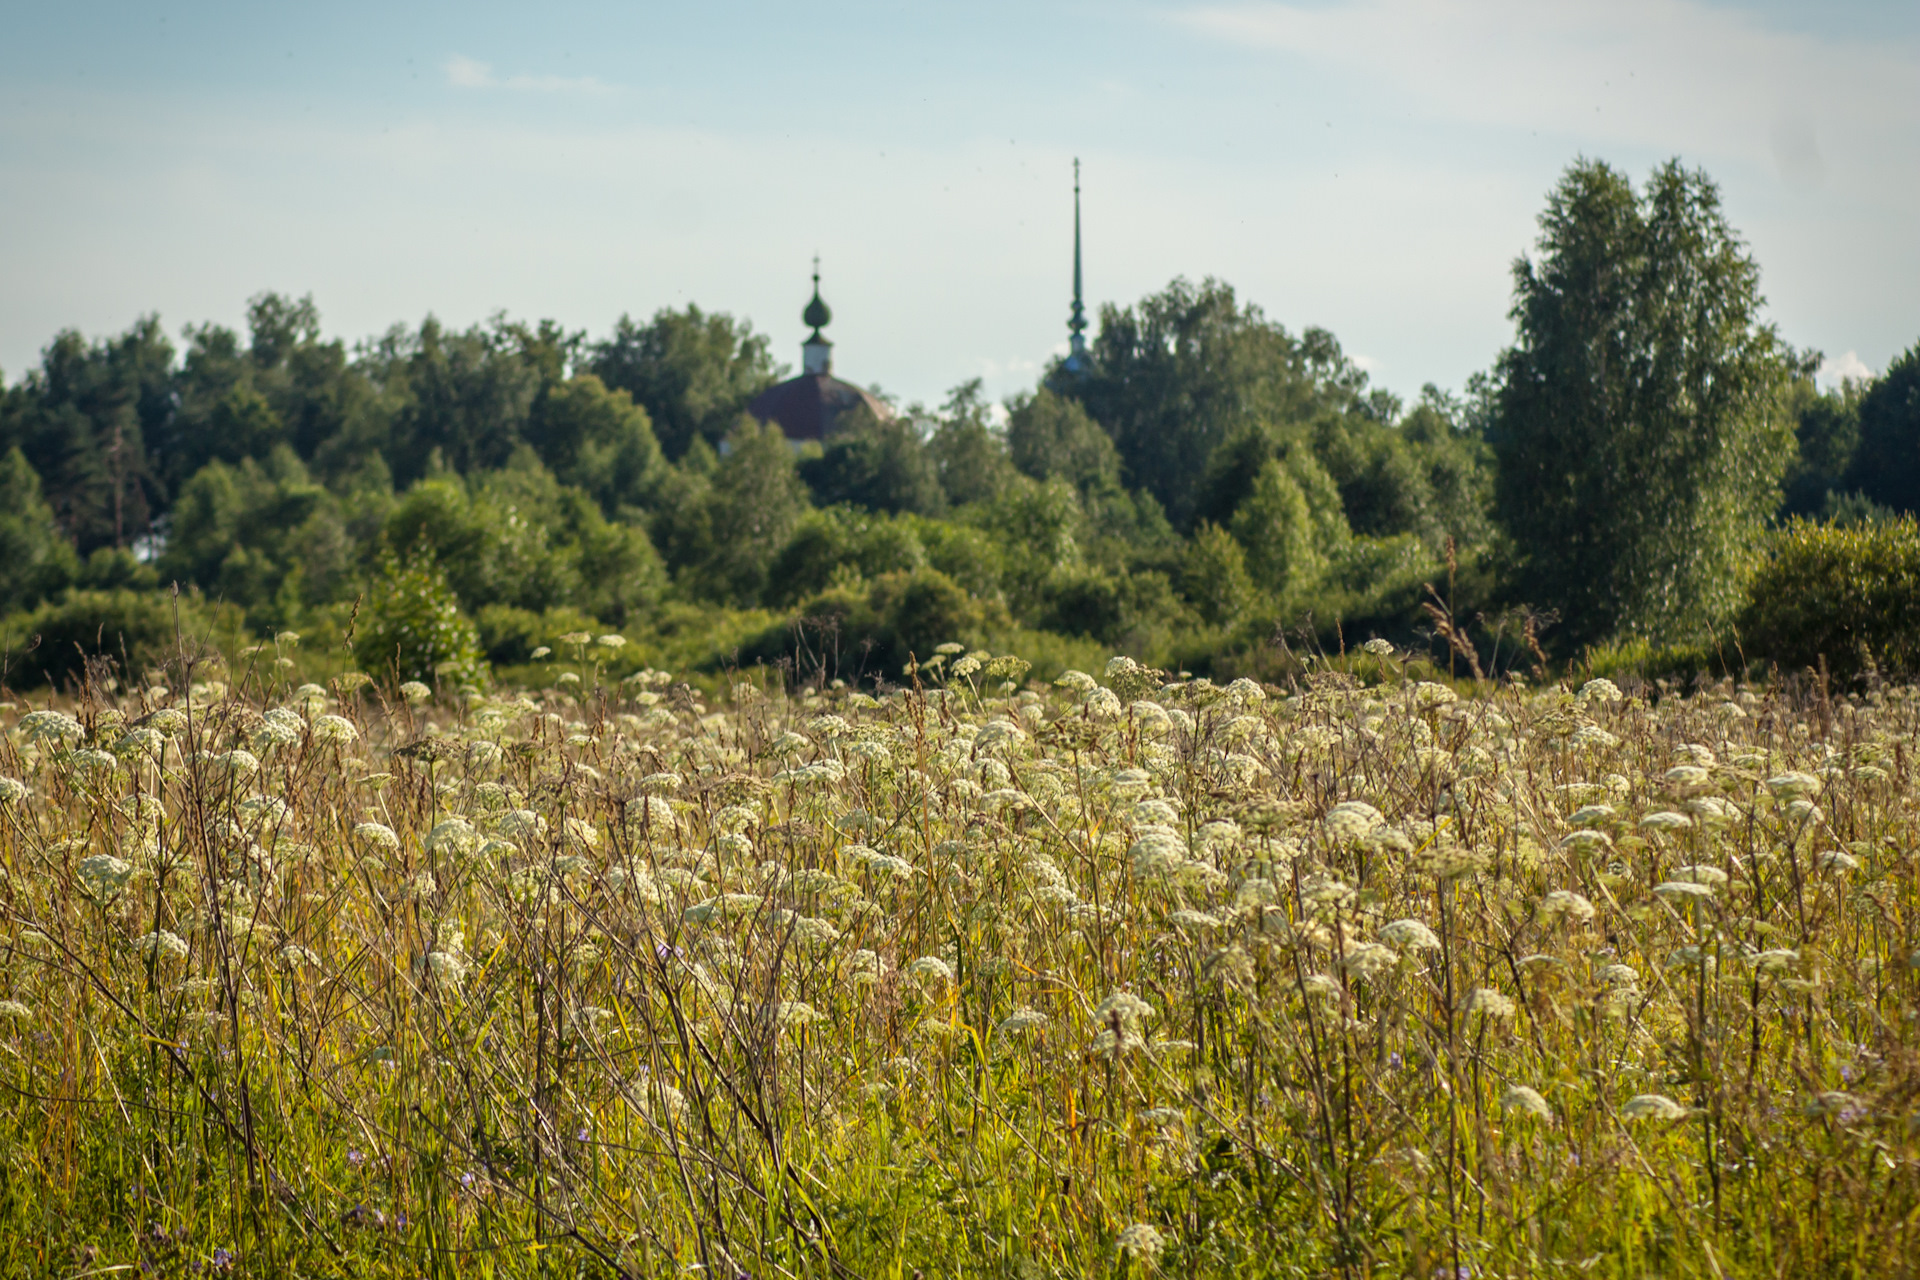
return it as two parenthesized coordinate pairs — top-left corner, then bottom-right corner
(1, 0), (1915, 409)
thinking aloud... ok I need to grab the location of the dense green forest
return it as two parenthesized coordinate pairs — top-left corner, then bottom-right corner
(3, 157), (1917, 692)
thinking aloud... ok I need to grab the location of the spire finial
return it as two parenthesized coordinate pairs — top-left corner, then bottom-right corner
(1065, 159), (1089, 373)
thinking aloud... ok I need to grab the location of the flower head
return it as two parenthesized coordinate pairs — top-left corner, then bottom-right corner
(1379, 919), (1441, 952)
(18, 710), (84, 744)
(312, 714), (358, 744)
(1464, 987), (1516, 1019)
(1116, 1223), (1165, 1261)
(1765, 772), (1820, 801)
(77, 854), (135, 901)
(1620, 1094), (1689, 1121)
(904, 955), (955, 985)
(1537, 890), (1596, 924)
(353, 821), (400, 851)
(1325, 800), (1383, 842)
(1501, 1085), (1554, 1122)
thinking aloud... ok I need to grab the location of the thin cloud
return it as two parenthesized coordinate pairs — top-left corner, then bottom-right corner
(443, 54), (615, 95)
(1176, 0), (1918, 178)
(1819, 350), (1874, 388)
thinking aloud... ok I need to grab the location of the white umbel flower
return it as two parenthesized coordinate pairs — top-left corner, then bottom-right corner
(1341, 942), (1400, 981)
(1538, 890), (1596, 924)
(1620, 1094), (1689, 1121)
(904, 956), (955, 985)
(1765, 772), (1820, 800)
(1501, 1085), (1554, 1122)
(1653, 880), (1716, 902)
(77, 854), (134, 901)
(354, 821), (400, 851)
(133, 930), (190, 961)
(1378, 919), (1441, 952)
(1325, 800), (1383, 842)
(1116, 1223), (1165, 1260)
(1464, 987), (1516, 1019)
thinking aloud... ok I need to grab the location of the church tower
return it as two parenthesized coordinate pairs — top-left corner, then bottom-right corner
(1063, 158), (1090, 375)
(745, 257), (892, 447)
(801, 257), (832, 375)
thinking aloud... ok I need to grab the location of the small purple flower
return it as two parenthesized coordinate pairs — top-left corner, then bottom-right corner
(347, 1149), (365, 1167)
(575, 1126), (591, 1142)
(1388, 1052), (1404, 1070)
(460, 1171), (476, 1190)
(209, 1247), (235, 1269)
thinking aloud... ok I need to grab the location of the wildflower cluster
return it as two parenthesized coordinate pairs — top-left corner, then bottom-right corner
(0, 664), (1915, 1275)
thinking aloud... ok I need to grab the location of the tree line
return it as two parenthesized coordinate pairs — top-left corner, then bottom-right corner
(3, 157), (1917, 688)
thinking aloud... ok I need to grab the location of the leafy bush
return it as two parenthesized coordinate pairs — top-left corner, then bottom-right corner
(1738, 517), (1920, 680)
(1038, 567), (1183, 648)
(0, 590), (241, 691)
(351, 554), (487, 688)
(1181, 523), (1254, 626)
(738, 568), (1002, 684)
(764, 508), (927, 608)
(474, 603), (601, 667)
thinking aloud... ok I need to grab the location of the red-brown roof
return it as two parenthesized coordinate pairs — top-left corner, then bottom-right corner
(745, 373), (891, 443)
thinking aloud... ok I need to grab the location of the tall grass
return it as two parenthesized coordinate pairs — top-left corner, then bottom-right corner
(0, 648), (1915, 1276)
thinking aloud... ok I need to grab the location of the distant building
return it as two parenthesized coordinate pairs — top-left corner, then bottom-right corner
(746, 261), (891, 447)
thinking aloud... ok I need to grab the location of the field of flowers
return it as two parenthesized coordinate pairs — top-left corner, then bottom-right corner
(0, 642), (1916, 1277)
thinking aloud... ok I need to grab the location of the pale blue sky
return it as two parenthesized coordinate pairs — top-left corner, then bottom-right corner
(2, 0), (1914, 408)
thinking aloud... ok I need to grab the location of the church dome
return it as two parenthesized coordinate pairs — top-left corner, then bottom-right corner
(747, 260), (891, 444)
(803, 285), (831, 333)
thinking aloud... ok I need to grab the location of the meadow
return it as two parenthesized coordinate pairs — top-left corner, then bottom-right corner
(0, 638), (1916, 1277)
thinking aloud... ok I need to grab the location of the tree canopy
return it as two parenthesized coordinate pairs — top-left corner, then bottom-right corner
(1490, 158), (1799, 649)
(2, 159), (1909, 690)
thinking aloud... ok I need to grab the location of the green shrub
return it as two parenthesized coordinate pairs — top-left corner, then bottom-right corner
(0, 590), (242, 692)
(1738, 517), (1920, 680)
(738, 568), (1003, 685)
(351, 554), (487, 688)
(869, 568), (990, 665)
(1039, 568), (1184, 648)
(1181, 523), (1254, 626)
(475, 603), (601, 667)
(764, 508), (927, 608)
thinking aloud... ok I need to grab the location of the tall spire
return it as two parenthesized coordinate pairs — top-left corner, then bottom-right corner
(1065, 159), (1089, 374)
(802, 254), (833, 375)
